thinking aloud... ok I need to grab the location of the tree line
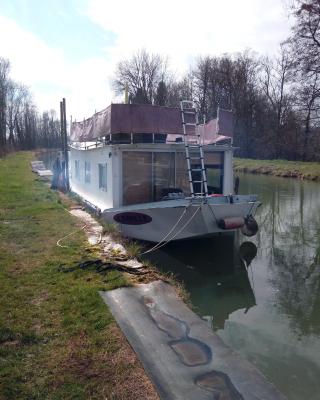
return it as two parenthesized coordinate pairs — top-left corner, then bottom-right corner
(113, 0), (320, 161)
(1, 1), (320, 161)
(0, 58), (61, 156)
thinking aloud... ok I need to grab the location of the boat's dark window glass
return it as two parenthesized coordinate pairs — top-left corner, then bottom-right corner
(122, 151), (152, 205)
(75, 160), (80, 180)
(176, 152), (191, 195)
(85, 161), (91, 183)
(98, 163), (107, 191)
(204, 152), (224, 194)
(153, 152), (175, 200)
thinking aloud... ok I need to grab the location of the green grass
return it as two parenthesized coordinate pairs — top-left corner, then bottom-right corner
(234, 158), (320, 181)
(0, 152), (153, 400)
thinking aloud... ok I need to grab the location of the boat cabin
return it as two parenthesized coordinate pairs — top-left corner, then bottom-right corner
(69, 103), (234, 211)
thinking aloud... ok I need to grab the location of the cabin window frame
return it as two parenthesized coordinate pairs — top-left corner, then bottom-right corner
(84, 161), (91, 184)
(98, 163), (107, 191)
(203, 152), (224, 194)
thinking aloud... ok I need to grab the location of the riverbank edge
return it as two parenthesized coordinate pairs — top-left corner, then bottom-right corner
(63, 191), (191, 304)
(233, 158), (320, 181)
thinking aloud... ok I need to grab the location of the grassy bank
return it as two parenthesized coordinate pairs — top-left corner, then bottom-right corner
(234, 158), (320, 181)
(0, 152), (157, 400)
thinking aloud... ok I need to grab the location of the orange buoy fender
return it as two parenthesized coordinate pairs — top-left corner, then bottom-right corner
(218, 217), (245, 230)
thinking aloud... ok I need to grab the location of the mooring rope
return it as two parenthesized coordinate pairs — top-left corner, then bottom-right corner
(140, 204), (201, 255)
(155, 205), (201, 248)
(56, 224), (87, 248)
(207, 201), (219, 225)
(56, 207), (89, 248)
(139, 205), (190, 255)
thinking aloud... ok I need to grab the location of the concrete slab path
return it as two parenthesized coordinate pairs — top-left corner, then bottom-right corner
(100, 281), (286, 400)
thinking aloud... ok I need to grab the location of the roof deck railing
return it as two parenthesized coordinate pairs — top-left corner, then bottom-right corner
(69, 133), (232, 151)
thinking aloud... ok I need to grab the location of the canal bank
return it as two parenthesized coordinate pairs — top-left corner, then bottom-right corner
(234, 158), (320, 181)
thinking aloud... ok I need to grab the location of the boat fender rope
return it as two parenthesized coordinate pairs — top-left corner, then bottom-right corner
(207, 202), (219, 225)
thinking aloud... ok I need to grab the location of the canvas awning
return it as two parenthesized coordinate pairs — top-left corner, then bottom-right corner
(70, 103), (233, 144)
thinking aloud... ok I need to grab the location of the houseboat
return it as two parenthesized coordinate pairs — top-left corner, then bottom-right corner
(69, 101), (260, 242)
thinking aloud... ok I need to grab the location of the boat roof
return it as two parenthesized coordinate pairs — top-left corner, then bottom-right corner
(70, 103), (234, 144)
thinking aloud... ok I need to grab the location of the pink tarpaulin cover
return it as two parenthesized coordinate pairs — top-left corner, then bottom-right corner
(70, 103), (233, 144)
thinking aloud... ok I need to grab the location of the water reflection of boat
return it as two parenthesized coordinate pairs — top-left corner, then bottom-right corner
(143, 236), (257, 330)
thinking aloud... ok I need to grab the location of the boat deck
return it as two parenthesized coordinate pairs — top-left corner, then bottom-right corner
(104, 194), (258, 213)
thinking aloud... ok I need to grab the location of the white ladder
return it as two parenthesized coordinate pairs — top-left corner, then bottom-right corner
(180, 100), (208, 197)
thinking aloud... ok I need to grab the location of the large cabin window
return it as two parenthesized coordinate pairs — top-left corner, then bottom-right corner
(123, 152), (152, 205)
(176, 151), (224, 195)
(121, 150), (224, 205)
(153, 153), (175, 200)
(123, 152), (176, 204)
(98, 163), (107, 191)
(85, 161), (91, 183)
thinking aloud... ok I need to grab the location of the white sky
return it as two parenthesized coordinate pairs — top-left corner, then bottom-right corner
(0, 0), (292, 120)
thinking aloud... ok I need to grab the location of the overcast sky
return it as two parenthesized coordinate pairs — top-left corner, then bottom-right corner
(0, 0), (292, 120)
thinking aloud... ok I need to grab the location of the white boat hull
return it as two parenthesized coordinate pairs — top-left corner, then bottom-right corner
(102, 196), (260, 242)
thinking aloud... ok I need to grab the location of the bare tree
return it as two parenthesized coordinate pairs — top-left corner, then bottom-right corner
(0, 57), (10, 148)
(289, 0), (320, 75)
(260, 44), (294, 157)
(113, 49), (168, 104)
(294, 74), (320, 159)
(165, 72), (195, 107)
(6, 81), (28, 146)
(287, 0), (320, 159)
(38, 110), (61, 148)
(232, 52), (260, 157)
(193, 56), (212, 119)
(0, 56), (66, 153)
(13, 92), (37, 149)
